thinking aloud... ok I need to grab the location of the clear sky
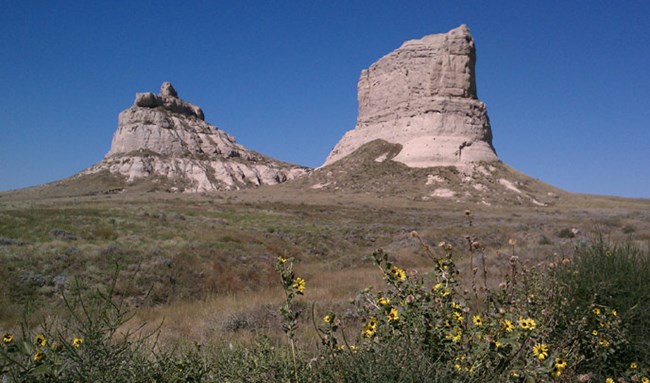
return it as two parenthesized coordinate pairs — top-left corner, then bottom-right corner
(1, 1), (648, 198)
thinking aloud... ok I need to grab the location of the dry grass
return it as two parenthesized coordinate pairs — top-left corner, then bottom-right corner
(1, 182), (648, 354)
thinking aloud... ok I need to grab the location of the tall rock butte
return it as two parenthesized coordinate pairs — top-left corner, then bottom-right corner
(324, 25), (498, 167)
(83, 82), (306, 192)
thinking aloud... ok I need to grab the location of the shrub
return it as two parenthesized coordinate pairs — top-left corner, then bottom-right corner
(554, 237), (650, 371)
(305, 234), (583, 382)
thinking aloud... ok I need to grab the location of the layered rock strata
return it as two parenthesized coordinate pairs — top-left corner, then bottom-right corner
(324, 25), (498, 167)
(84, 82), (306, 192)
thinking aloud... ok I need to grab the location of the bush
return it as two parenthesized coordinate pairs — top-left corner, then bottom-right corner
(554, 237), (650, 370)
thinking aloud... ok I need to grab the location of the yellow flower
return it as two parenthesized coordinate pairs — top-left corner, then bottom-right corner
(599, 338), (610, 348)
(532, 343), (549, 360)
(503, 319), (514, 332)
(550, 367), (562, 378)
(387, 307), (399, 321)
(292, 277), (306, 294)
(433, 282), (443, 291)
(641, 377), (649, 383)
(518, 317), (536, 331)
(440, 288), (450, 297)
(446, 328), (462, 343)
(378, 297), (390, 306)
(592, 330), (598, 336)
(593, 307), (601, 315)
(33, 350), (44, 361)
(454, 363), (462, 371)
(472, 315), (482, 326)
(2, 333), (13, 344)
(454, 311), (464, 324)
(72, 337), (83, 348)
(390, 266), (406, 281)
(450, 302), (461, 310)
(362, 317), (377, 338)
(630, 362), (638, 369)
(277, 256), (287, 264)
(554, 357), (567, 370)
(511, 370), (519, 378)
(35, 334), (47, 347)
(323, 314), (332, 324)
(606, 378), (614, 383)
(611, 309), (617, 316)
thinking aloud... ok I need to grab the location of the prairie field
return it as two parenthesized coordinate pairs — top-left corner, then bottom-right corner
(1, 186), (649, 381)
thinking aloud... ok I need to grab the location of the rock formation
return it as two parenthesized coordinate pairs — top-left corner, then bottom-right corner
(83, 82), (306, 192)
(324, 25), (498, 168)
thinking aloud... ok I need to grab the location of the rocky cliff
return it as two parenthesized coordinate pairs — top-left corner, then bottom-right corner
(83, 82), (306, 192)
(324, 25), (498, 167)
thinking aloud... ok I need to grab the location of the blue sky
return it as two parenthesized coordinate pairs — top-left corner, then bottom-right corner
(1, 1), (648, 198)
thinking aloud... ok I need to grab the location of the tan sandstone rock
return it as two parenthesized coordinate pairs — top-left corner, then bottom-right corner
(324, 25), (498, 168)
(84, 82), (306, 192)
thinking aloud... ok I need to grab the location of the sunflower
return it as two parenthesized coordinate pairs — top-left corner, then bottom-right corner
(362, 317), (377, 338)
(387, 308), (399, 321)
(390, 266), (407, 281)
(445, 328), (462, 343)
(502, 319), (515, 332)
(72, 337), (83, 348)
(550, 367), (562, 378)
(292, 277), (306, 294)
(518, 318), (536, 331)
(35, 334), (47, 347)
(378, 297), (390, 306)
(33, 350), (44, 361)
(2, 333), (13, 344)
(532, 343), (549, 360)
(472, 315), (482, 327)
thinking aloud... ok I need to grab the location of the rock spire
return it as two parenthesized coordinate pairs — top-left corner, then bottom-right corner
(324, 25), (498, 167)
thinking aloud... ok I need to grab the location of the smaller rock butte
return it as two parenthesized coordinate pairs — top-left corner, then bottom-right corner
(84, 82), (305, 192)
(324, 25), (498, 168)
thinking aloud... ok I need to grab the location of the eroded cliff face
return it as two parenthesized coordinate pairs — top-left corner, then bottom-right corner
(324, 25), (498, 168)
(84, 82), (306, 192)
